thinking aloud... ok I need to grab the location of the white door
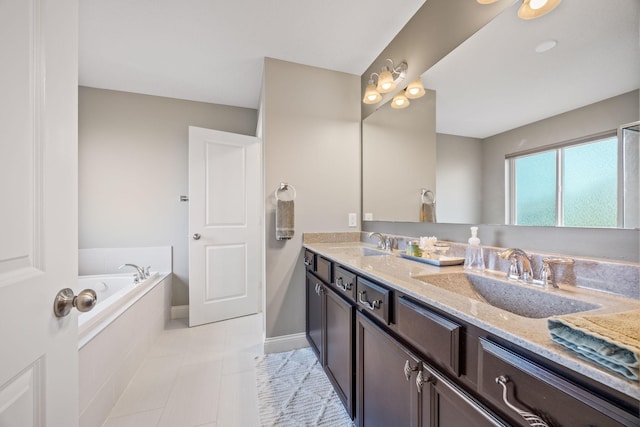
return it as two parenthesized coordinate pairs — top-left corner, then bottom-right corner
(0, 0), (78, 426)
(188, 127), (262, 327)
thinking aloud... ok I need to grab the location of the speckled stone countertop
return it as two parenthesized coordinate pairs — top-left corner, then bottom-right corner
(303, 236), (640, 401)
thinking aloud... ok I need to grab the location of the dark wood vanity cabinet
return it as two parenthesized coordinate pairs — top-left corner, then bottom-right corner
(304, 249), (640, 427)
(304, 252), (355, 418)
(324, 285), (355, 417)
(356, 311), (420, 426)
(305, 271), (324, 361)
(357, 312), (506, 427)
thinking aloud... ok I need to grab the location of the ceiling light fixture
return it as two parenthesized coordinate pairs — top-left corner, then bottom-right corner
(405, 78), (425, 99)
(535, 39), (557, 53)
(477, 0), (562, 20)
(362, 58), (408, 105)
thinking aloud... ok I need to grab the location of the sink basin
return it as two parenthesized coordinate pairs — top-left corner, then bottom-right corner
(328, 246), (389, 257)
(414, 273), (600, 318)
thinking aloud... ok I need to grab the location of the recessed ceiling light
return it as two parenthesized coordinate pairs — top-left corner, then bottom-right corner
(535, 39), (557, 53)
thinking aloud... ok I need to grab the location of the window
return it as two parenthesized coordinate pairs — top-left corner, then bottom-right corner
(508, 134), (619, 227)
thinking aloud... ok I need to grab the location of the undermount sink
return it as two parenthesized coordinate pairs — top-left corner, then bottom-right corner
(414, 272), (600, 319)
(329, 246), (389, 257)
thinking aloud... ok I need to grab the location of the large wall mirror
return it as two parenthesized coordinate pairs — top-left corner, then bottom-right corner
(362, 0), (640, 227)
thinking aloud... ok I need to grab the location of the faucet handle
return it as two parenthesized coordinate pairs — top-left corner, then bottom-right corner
(507, 257), (520, 280)
(540, 257), (574, 288)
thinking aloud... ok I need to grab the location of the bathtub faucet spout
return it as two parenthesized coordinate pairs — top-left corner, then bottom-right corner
(118, 263), (146, 283)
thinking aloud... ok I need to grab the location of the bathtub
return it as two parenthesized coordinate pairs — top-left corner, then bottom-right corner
(78, 271), (165, 349)
(78, 270), (172, 427)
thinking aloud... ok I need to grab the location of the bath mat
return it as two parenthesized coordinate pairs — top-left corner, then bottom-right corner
(254, 347), (354, 426)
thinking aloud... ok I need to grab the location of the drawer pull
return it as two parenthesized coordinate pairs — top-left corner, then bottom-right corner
(358, 291), (381, 310)
(496, 376), (550, 427)
(336, 277), (351, 291)
(403, 360), (419, 381)
(304, 257), (313, 266)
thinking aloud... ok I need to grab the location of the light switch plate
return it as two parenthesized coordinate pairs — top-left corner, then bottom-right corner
(348, 213), (357, 227)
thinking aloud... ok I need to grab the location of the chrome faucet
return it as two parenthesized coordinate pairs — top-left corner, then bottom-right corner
(119, 263), (146, 282)
(498, 249), (574, 289)
(368, 232), (395, 252)
(497, 248), (533, 282)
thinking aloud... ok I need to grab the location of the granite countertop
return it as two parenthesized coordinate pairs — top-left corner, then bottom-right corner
(303, 239), (640, 401)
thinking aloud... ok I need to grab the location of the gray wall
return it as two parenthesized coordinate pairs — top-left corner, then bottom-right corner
(262, 58), (361, 339)
(436, 133), (483, 224)
(482, 90), (640, 224)
(363, 90), (436, 222)
(78, 87), (258, 305)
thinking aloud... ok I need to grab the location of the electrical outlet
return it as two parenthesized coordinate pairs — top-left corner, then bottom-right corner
(348, 213), (357, 227)
(364, 213), (373, 221)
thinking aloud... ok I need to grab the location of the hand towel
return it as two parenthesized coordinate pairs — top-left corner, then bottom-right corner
(547, 310), (640, 380)
(420, 202), (436, 223)
(276, 199), (294, 240)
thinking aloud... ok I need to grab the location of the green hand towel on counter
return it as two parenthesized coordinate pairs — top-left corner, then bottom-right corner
(548, 310), (640, 381)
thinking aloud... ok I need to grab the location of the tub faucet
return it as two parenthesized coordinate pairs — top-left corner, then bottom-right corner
(119, 263), (145, 282)
(497, 248), (533, 282)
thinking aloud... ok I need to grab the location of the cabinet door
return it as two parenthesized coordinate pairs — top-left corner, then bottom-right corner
(306, 272), (324, 362)
(422, 366), (506, 427)
(325, 288), (355, 418)
(356, 312), (420, 427)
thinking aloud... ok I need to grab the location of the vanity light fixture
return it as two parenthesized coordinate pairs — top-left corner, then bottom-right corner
(363, 78), (382, 104)
(362, 58), (408, 105)
(377, 59), (407, 93)
(477, 0), (562, 20)
(518, 0), (561, 20)
(391, 92), (410, 109)
(405, 77), (425, 99)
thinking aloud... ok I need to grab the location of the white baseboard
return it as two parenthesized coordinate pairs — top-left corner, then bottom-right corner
(171, 305), (189, 320)
(263, 332), (309, 354)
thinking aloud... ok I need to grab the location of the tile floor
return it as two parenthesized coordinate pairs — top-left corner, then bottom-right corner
(102, 314), (263, 427)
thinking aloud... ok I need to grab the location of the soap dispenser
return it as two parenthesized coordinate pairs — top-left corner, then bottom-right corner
(464, 226), (485, 272)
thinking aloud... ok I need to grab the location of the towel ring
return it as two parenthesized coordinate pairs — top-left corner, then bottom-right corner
(421, 189), (435, 204)
(276, 183), (296, 201)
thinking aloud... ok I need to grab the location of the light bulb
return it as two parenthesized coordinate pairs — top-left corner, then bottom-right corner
(530, 0), (548, 9)
(377, 69), (396, 93)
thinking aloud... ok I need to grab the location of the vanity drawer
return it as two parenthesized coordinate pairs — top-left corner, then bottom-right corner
(303, 250), (315, 271)
(315, 255), (333, 284)
(396, 296), (461, 376)
(478, 338), (638, 427)
(333, 265), (356, 303)
(356, 277), (391, 324)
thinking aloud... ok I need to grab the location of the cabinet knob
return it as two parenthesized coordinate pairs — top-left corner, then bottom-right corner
(496, 376), (550, 427)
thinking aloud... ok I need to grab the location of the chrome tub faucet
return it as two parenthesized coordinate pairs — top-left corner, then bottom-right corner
(118, 263), (147, 283)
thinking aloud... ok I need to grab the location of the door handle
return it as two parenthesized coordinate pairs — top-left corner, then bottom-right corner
(193, 233), (201, 240)
(53, 288), (97, 317)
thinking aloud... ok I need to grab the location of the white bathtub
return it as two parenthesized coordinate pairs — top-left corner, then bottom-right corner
(78, 270), (172, 427)
(78, 272), (164, 349)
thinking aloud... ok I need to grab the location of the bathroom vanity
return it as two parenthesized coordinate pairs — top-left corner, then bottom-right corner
(303, 239), (640, 426)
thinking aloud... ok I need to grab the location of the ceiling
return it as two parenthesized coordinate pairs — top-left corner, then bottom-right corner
(422, 0), (640, 138)
(79, 0), (426, 109)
